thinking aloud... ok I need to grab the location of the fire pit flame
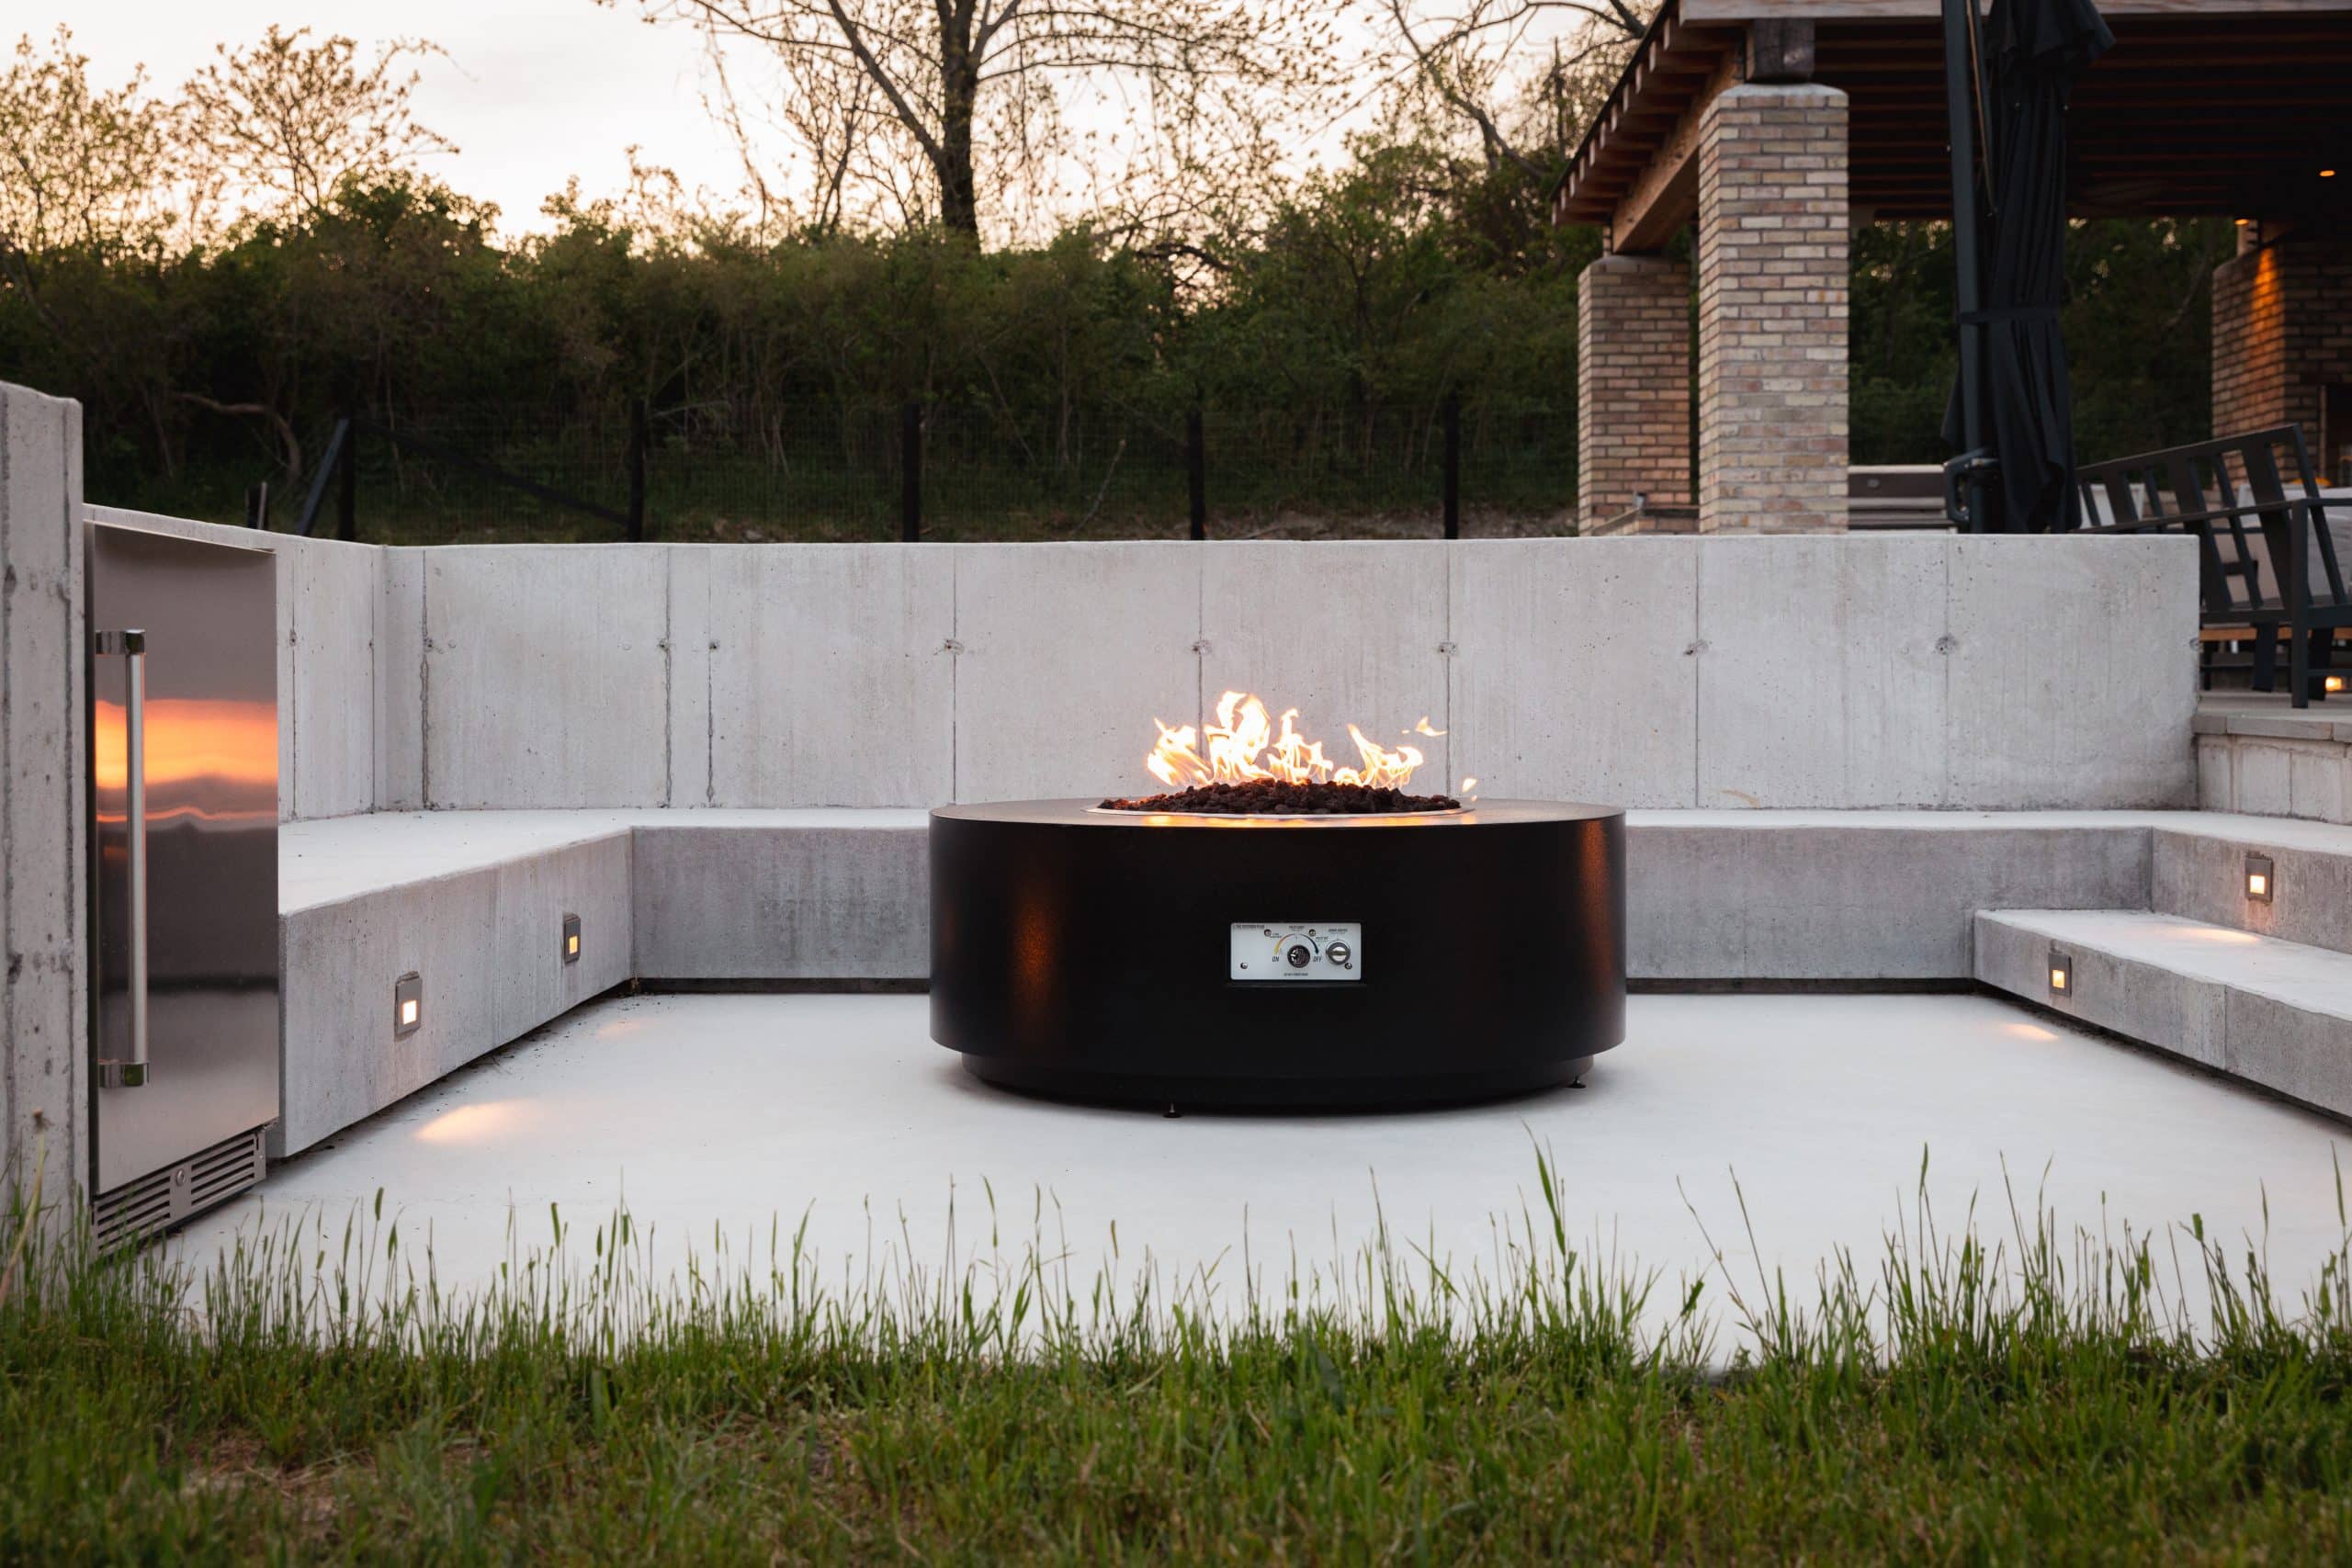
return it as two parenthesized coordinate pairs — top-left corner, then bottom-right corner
(1148, 691), (1427, 792)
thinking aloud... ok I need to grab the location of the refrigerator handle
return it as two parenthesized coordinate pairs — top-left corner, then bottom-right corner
(96, 627), (151, 1089)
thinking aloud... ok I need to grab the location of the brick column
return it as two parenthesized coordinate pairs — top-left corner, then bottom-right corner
(1577, 254), (1692, 535)
(1696, 83), (1849, 533)
(2212, 226), (2352, 479)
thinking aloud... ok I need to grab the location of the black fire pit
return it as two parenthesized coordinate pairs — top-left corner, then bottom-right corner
(929, 799), (1624, 1110)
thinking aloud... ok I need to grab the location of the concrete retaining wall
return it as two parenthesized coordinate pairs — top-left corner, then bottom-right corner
(379, 535), (2199, 812)
(46, 511), (2204, 818)
(2, 385), (87, 1216)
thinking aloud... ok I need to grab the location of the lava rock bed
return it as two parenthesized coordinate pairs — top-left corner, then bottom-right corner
(1099, 781), (1464, 815)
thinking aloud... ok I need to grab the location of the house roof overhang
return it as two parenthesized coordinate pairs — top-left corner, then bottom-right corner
(1555, 0), (2352, 236)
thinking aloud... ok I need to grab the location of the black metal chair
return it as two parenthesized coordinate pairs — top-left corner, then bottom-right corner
(2075, 426), (2350, 705)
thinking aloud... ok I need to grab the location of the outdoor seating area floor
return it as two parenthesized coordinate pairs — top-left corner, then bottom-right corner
(170, 990), (2352, 1324)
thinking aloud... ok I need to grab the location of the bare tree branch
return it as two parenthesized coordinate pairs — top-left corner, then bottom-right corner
(172, 391), (304, 486)
(619, 0), (1342, 240)
(1375, 0), (1650, 177)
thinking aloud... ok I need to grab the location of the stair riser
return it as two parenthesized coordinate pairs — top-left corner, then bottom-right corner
(1974, 916), (2227, 1070)
(2197, 732), (2352, 826)
(2154, 830), (2352, 955)
(1973, 914), (2352, 1121)
(1631, 823), (2147, 981)
(2226, 990), (2352, 1120)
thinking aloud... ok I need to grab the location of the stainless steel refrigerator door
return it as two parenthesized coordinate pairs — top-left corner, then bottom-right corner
(87, 523), (279, 1196)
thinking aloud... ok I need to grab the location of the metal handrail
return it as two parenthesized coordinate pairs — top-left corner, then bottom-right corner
(95, 627), (151, 1089)
(2075, 425), (2349, 705)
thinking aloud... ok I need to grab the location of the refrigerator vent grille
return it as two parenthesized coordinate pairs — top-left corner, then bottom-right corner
(92, 1126), (266, 1253)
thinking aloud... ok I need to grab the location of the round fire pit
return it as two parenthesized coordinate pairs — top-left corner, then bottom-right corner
(929, 799), (1624, 1111)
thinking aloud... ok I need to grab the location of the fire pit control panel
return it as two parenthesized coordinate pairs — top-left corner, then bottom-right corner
(1230, 923), (1363, 982)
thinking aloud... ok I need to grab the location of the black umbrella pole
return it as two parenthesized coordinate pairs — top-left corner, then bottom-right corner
(1942, 0), (1992, 530)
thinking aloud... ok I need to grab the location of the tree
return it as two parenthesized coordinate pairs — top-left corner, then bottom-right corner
(700, 24), (888, 236)
(620, 0), (1343, 241)
(1377, 0), (1649, 178)
(0, 28), (187, 254)
(180, 25), (454, 225)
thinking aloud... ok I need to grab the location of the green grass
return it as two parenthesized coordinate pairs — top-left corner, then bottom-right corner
(7, 1151), (2352, 1562)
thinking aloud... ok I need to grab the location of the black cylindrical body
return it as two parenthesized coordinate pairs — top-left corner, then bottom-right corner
(930, 800), (1624, 1109)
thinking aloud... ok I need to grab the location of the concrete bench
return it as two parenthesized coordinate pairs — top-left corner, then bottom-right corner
(276, 807), (2268, 1156)
(277, 810), (926, 1154)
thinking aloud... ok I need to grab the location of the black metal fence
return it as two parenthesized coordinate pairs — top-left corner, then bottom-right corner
(281, 394), (1579, 545)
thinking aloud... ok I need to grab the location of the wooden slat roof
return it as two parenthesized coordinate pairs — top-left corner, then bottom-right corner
(1556, 0), (2352, 228)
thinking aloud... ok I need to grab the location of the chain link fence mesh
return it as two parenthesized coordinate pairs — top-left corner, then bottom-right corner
(299, 396), (1581, 544)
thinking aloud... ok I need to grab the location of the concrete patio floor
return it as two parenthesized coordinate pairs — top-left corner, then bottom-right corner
(172, 990), (2352, 1334)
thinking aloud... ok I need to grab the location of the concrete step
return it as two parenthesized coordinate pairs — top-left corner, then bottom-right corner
(2151, 815), (2352, 956)
(1975, 908), (2352, 1120)
(2196, 700), (2352, 826)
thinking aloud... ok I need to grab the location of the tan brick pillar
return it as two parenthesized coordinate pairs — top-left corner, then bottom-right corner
(1577, 254), (1692, 535)
(1696, 83), (1849, 533)
(2212, 225), (2352, 479)
(2210, 234), (2283, 441)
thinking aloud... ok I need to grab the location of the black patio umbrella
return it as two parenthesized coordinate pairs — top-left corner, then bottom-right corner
(1941, 0), (2112, 532)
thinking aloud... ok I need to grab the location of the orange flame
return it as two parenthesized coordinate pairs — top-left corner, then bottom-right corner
(1147, 691), (1428, 790)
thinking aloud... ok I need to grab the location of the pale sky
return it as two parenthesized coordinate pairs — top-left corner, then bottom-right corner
(37, 1), (751, 233)
(33, 3), (1517, 239)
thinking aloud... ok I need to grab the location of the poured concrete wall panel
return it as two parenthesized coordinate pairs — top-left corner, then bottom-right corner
(1450, 537), (1699, 807)
(424, 546), (673, 807)
(374, 548), (426, 810)
(952, 543), (1201, 802)
(663, 545), (716, 807)
(1200, 542), (1452, 786)
(1944, 536), (2198, 808)
(1694, 535), (1948, 808)
(704, 546), (954, 807)
(288, 539), (379, 818)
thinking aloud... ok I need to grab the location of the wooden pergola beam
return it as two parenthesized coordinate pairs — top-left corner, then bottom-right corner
(1609, 53), (1742, 252)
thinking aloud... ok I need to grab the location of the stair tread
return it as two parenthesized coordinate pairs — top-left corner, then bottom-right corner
(1982, 909), (2352, 1016)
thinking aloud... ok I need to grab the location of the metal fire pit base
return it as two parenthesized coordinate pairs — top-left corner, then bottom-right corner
(929, 799), (1624, 1111)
